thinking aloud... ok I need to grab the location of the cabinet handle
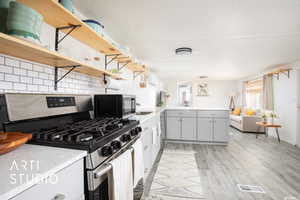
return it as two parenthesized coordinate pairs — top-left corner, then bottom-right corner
(144, 146), (148, 150)
(52, 194), (66, 200)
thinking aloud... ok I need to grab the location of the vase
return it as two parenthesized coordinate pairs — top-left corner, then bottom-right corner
(263, 118), (267, 124)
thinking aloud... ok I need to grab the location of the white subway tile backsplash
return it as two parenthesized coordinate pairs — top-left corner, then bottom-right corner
(33, 78), (44, 85)
(43, 79), (53, 86)
(0, 65), (13, 73)
(27, 84), (38, 92)
(20, 76), (33, 84)
(5, 74), (19, 82)
(38, 85), (49, 92)
(13, 83), (27, 90)
(0, 56), (4, 64)
(33, 65), (44, 72)
(27, 70), (39, 77)
(20, 62), (33, 70)
(14, 68), (27, 76)
(39, 72), (49, 80)
(5, 58), (19, 67)
(0, 55), (111, 94)
(0, 81), (12, 89)
(44, 67), (53, 74)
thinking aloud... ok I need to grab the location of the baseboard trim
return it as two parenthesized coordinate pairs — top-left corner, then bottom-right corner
(164, 139), (228, 145)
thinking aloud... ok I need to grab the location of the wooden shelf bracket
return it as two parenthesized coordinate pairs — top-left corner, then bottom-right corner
(117, 61), (131, 71)
(104, 54), (122, 93)
(54, 24), (81, 90)
(267, 68), (292, 80)
(133, 71), (144, 79)
(54, 65), (80, 90)
(55, 24), (81, 49)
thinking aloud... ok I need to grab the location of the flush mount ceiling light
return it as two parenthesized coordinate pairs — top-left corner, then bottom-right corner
(199, 76), (208, 79)
(175, 47), (192, 55)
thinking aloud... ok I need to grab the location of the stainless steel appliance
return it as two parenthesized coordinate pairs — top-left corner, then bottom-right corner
(0, 93), (143, 200)
(94, 94), (136, 119)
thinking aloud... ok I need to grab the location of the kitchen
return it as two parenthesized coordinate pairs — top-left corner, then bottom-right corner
(1, 0), (300, 200)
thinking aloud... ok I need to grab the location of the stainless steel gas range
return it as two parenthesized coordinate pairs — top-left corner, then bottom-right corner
(0, 93), (143, 200)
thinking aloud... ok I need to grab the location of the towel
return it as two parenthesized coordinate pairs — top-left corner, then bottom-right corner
(152, 127), (157, 145)
(110, 150), (133, 200)
(157, 121), (162, 137)
(132, 138), (145, 187)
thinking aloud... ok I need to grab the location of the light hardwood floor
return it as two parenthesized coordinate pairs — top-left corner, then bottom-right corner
(144, 128), (300, 200)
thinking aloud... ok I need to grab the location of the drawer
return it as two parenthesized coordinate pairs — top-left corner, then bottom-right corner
(197, 110), (229, 118)
(11, 159), (84, 200)
(167, 110), (197, 117)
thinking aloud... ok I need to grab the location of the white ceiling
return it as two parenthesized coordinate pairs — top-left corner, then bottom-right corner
(74, 0), (300, 80)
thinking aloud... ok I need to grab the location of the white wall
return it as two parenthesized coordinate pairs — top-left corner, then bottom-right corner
(0, 7), (160, 110)
(191, 80), (238, 109)
(268, 70), (298, 145)
(164, 79), (238, 109)
(237, 69), (300, 145)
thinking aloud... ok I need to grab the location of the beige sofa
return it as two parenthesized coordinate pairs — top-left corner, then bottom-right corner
(230, 114), (264, 133)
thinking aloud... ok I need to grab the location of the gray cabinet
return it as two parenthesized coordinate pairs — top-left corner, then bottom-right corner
(166, 116), (197, 141)
(197, 117), (213, 141)
(160, 111), (166, 139)
(181, 117), (197, 140)
(166, 109), (230, 143)
(166, 117), (181, 140)
(213, 118), (229, 142)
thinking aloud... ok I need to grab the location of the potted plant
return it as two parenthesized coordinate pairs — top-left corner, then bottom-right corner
(269, 112), (277, 124)
(261, 113), (268, 124)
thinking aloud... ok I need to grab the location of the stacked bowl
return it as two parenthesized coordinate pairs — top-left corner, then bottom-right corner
(6, 1), (43, 43)
(0, 0), (14, 33)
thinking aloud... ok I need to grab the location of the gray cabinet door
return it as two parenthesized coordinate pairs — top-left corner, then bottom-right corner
(197, 117), (213, 142)
(166, 117), (181, 140)
(213, 118), (229, 142)
(181, 117), (197, 141)
(160, 111), (166, 139)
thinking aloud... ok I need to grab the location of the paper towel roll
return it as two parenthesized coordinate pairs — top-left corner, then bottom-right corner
(100, 77), (121, 90)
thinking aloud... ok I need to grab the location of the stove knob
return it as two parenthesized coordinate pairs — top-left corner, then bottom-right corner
(136, 126), (142, 133)
(100, 146), (113, 157)
(111, 141), (122, 150)
(130, 129), (138, 136)
(120, 134), (131, 142)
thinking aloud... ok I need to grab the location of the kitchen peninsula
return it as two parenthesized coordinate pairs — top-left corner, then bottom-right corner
(136, 107), (230, 144)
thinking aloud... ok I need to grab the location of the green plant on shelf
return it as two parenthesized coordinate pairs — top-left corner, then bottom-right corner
(108, 68), (121, 74)
(157, 101), (164, 107)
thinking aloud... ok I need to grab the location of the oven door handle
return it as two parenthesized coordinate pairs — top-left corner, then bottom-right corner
(94, 163), (112, 178)
(94, 147), (134, 178)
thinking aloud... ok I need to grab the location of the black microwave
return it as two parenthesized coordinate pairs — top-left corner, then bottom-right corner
(94, 94), (136, 118)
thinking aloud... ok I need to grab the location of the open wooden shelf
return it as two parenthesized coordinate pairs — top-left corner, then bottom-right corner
(266, 68), (292, 80)
(127, 63), (147, 72)
(267, 68), (292, 76)
(0, 33), (124, 79)
(17, 0), (147, 73)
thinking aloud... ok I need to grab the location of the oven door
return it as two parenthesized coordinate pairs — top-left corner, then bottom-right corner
(123, 96), (136, 116)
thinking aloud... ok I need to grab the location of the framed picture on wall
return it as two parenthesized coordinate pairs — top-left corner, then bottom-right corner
(197, 83), (209, 96)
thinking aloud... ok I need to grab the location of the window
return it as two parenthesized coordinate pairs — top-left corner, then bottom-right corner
(245, 79), (263, 109)
(178, 84), (192, 106)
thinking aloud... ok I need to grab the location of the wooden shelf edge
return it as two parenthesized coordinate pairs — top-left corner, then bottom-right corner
(267, 68), (292, 76)
(16, 0), (149, 73)
(0, 33), (123, 80)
